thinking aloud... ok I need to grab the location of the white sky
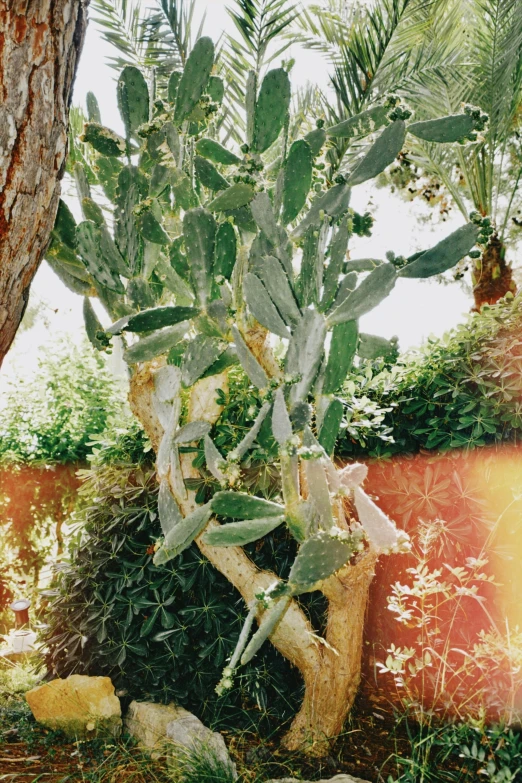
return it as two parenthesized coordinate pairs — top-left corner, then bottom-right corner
(2, 0), (471, 384)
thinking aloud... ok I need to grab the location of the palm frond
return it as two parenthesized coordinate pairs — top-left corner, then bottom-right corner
(91, 0), (151, 71)
(144, 0), (204, 74)
(219, 0), (298, 145)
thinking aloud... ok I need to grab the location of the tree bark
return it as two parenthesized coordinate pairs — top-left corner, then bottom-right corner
(129, 360), (378, 755)
(0, 0), (89, 367)
(473, 234), (516, 310)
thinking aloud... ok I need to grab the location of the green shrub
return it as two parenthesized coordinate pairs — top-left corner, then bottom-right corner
(388, 720), (522, 782)
(40, 421), (321, 733)
(0, 339), (125, 464)
(338, 293), (522, 458)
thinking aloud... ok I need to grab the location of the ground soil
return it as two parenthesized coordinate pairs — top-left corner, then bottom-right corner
(0, 684), (411, 783)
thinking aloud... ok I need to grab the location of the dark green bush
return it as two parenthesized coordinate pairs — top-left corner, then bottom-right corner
(40, 414), (323, 733)
(339, 293), (522, 458)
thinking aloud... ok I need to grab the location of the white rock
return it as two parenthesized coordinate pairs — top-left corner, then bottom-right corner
(166, 707), (237, 778)
(25, 675), (121, 739)
(125, 701), (184, 754)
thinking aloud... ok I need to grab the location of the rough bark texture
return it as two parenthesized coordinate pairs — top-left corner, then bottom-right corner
(473, 235), (516, 310)
(0, 0), (89, 367)
(129, 360), (378, 755)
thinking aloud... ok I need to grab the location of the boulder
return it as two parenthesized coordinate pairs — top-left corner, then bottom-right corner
(124, 700), (236, 777)
(25, 675), (121, 739)
(124, 701), (183, 754)
(166, 707), (237, 778)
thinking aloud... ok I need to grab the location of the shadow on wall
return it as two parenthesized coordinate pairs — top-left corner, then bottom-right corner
(361, 443), (522, 721)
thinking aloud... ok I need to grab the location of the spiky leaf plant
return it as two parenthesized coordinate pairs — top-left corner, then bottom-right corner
(48, 23), (481, 754)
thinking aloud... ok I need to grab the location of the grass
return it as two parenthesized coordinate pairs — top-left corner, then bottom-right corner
(2, 656), (522, 782)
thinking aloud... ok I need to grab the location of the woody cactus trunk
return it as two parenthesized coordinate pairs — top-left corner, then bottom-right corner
(48, 37), (486, 752)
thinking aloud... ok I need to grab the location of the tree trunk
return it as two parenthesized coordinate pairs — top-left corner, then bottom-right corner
(473, 234), (516, 310)
(0, 0), (89, 367)
(129, 360), (378, 756)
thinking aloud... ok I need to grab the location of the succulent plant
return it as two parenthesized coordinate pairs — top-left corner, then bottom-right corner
(48, 31), (481, 741)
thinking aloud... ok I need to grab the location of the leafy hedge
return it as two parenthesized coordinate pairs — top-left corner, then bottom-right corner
(0, 340), (125, 464)
(338, 293), (522, 458)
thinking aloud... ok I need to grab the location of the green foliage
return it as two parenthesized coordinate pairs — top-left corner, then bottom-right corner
(40, 425), (312, 733)
(338, 293), (522, 459)
(46, 18), (483, 708)
(0, 341), (124, 465)
(388, 721), (522, 782)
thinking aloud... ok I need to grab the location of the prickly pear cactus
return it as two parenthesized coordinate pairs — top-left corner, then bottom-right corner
(49, 36), (483, 697)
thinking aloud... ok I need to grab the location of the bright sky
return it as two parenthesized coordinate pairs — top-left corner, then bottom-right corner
(2, 0), (472, 384)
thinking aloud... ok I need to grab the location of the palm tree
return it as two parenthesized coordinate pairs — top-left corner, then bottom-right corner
(297, 0), (522, 309)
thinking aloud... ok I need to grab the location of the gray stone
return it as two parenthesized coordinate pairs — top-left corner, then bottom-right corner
(25, 675), (121, 739)
(124, 700), (236, 777)
(166, 707), (237, 778)
(124, 701), (184, 753)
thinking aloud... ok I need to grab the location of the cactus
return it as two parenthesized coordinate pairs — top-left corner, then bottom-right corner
(174, 36), (215, 123)
(136, 210), (170, 245)
(82, 123), (126, 157)
(204, 434), (226, 483)
(181, 335), (226, 387)
(304, 127), (326, 156)
(194, 156), (230, 192)
(117, 66), (149, 140)
(323, 321), (358, 394)
(293, 182), (351, 239)
(154, 503), (213, 565)
(62, 47), (482, 724)
(358, 333), (398, 361)
(173, 420), (211, 444)
(213, 221), (237, 280)
(183, 208), (216, 306)
(240, 595), (291, 665)
(326, 105), (389, 139)
(77, 221), (125, 293)
(166, 70), (181, 102)
(318, 398), (344, 455)
(124, 323), (188, 364)
(353, 487), (402, 552)
(83, 297), (106, 351)
(408, 113), (475, 143)
(252, 68), (291, 154)
(244, 273), (290, 338)
(321, 219), (350, 311)
(286, 310), (327, 404)
(288, 532), (356, 591)
(231, 326), (269, 389)
(202, 516), (285, 547)
(347, 120), (406, 186)
(123, 305), (199, 333)
(399, 223), (479, 278)
(250, 192), (280, 244)
(328, 263), (397, 326)
(212, 491), (285, 519)
(86, 91), (101, 123)
(158, 479), (183, 535)
(208, 183), (255, 212)
(281, 140), (313, 225)
(195, 138), (241, 166)
(207, 75), (224, 104)
(257, 255), (301, 327)
(272, 388), (293, 445)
